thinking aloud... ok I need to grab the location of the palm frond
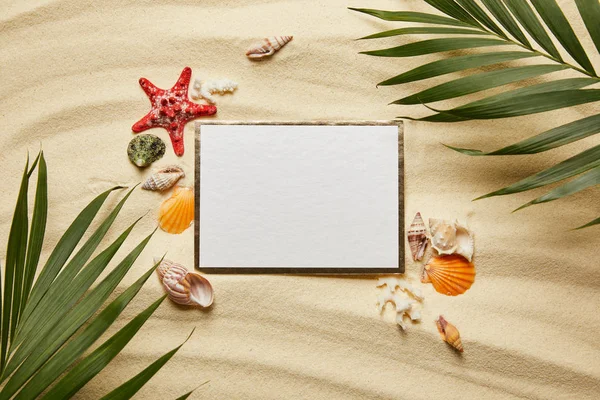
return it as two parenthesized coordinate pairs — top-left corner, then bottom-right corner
(351, 0), (600, 229)
(0, 153), (195, 398)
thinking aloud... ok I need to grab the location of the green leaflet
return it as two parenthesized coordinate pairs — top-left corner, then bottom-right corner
(348, 7), (470, 27)
(455, 0), (506, 37)
(360, 37), (508, 57)
(477, 144), (600, 199)
(36, 296), (167, 400)
(391, 64), (567, 105)
(447, 113), (600, 155)
(515, 167), (600, 211)
(439, 89), (600, 120)
(575, 0), (600, 55)
(415, 78), (599, 122)
(503, 0), (562, 60)
(20, 186), (123, 326)
(9, 271), (163, 400)
(482, 0), (531, 48)
(379, 51), (537, 86)
(359, 26), (487, 40)
(12, 186), (134, 349)
(1, 157), (30, 369)
(423, 0), (482, 28)
(99, 329), (194, 400)
(576, 216), (600, 230)
(531, 0), (595, 75)
(0, 248), (160, 399)
(175, 382), (210, 400)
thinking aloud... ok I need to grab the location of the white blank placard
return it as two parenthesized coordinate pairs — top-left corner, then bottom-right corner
(198, 124), (400, 270)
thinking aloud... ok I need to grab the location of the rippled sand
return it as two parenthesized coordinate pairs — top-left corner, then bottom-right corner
(1, 0), (599, 398)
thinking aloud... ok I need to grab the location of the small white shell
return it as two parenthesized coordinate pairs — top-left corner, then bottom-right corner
(429, 218), (458, 255)
(142, 165), (185, 191)
(155, 259), (214, 307)
(455, 221), (474, 262)
(246, 36), (293, 59)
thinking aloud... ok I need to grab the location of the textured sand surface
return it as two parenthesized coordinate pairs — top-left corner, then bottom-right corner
(1, 0), (599, 398)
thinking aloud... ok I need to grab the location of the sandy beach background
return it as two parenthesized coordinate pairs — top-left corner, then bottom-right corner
(1, 0), (599, 398)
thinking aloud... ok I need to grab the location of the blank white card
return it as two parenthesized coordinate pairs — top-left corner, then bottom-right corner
(196, 123), (402, 272)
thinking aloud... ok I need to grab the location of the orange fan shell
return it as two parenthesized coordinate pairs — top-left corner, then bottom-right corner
(159, 186), (194, 234)
(421, 254), (475, 296)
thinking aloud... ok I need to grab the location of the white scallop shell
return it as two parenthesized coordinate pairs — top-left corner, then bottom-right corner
(246, 36), (293, 59)
(455, 221), (474, 262)
(142, 165), (185, 191)
(155, 259), (214, 307)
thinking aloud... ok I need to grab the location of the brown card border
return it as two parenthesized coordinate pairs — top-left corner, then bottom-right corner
(194, 121), (405, 274)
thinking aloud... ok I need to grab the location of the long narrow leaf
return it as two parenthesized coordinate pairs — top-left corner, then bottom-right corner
(0, 242), (160, 398)
(14, 186), (134, 347)
(515, 167), (600, 211)
(359, 26), (488, 40)
(575, 0), (600, 55)
(5, 267), (162, 400)
(476, 144), (600, 199)
(1, 157), (30, 369)
(35, 296), (167, 400)
(379, 51), (537, 86)
(423, 0), (482, 28)
(392, 64), (567, 105)
(447, 113), (600, 155)
(576, 216), (600, 229)
(530, 0), (595, 75)
(415, 78), (599, 122)
(20, 186), (123, 325)
(175, 383), (210, 400)
(348, 7), (470, 27)
(360, 37), (508, 57)
(21, 152), (47, 310)
(455, 0), (506, 37)
(503, 0), (562, 60)
(11, 215), (140, 362)
(438, 89), (600, 120)
(99, 329), (194, 400)
(482, 0), (531, 47)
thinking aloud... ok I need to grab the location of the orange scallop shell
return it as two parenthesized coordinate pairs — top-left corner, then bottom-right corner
(421, 254), (475, 296)
(158, 186), (194, 234)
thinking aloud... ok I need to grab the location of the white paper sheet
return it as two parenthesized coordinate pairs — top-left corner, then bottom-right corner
(198, 124), (400, 269)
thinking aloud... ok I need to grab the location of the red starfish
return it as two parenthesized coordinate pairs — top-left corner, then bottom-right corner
(132, 67), (216, 156)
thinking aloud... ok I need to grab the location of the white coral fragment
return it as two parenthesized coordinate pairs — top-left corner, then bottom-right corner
(376, 277), (424, 301)
(376, 285), (421, 330)
(191, 77), (238, 104)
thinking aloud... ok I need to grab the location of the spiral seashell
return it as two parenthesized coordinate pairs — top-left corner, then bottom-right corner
(246, 36), (293, 59)
(158, 186), (194, 234)
(142, 165), (185, 191)
(407, 212), (428, 261)
(435, 315), (463, 352)
(155, 258), (214, 307)
(421, 254), (475, 296)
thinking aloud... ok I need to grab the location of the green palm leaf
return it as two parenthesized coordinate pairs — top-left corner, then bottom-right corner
(0, 153), (195, 398)
(482, 0), (531, 47)
(391, 64), (567, 105)
(99, 329), (194, 400)
(576, 216), (600, 229)
(530, 0), (595, 75)
(503, 0), (562, 60)
(477, 144), (600, 199)
(378, 51), (537, 86)
(360, 37), (508, 57)
(575, 0), (600, 54)
(515, 167), (600, 211)
(348, 7), (470, 27)
(359, 26), (487, 40)
(352, 0), (600, 229)
(37, 296), (166, 400)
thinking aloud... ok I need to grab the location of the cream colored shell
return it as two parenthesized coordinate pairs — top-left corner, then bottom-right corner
(246, 36), (293, 59)
(156, 259), (214, 307)
(142, 165), (185, 191)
